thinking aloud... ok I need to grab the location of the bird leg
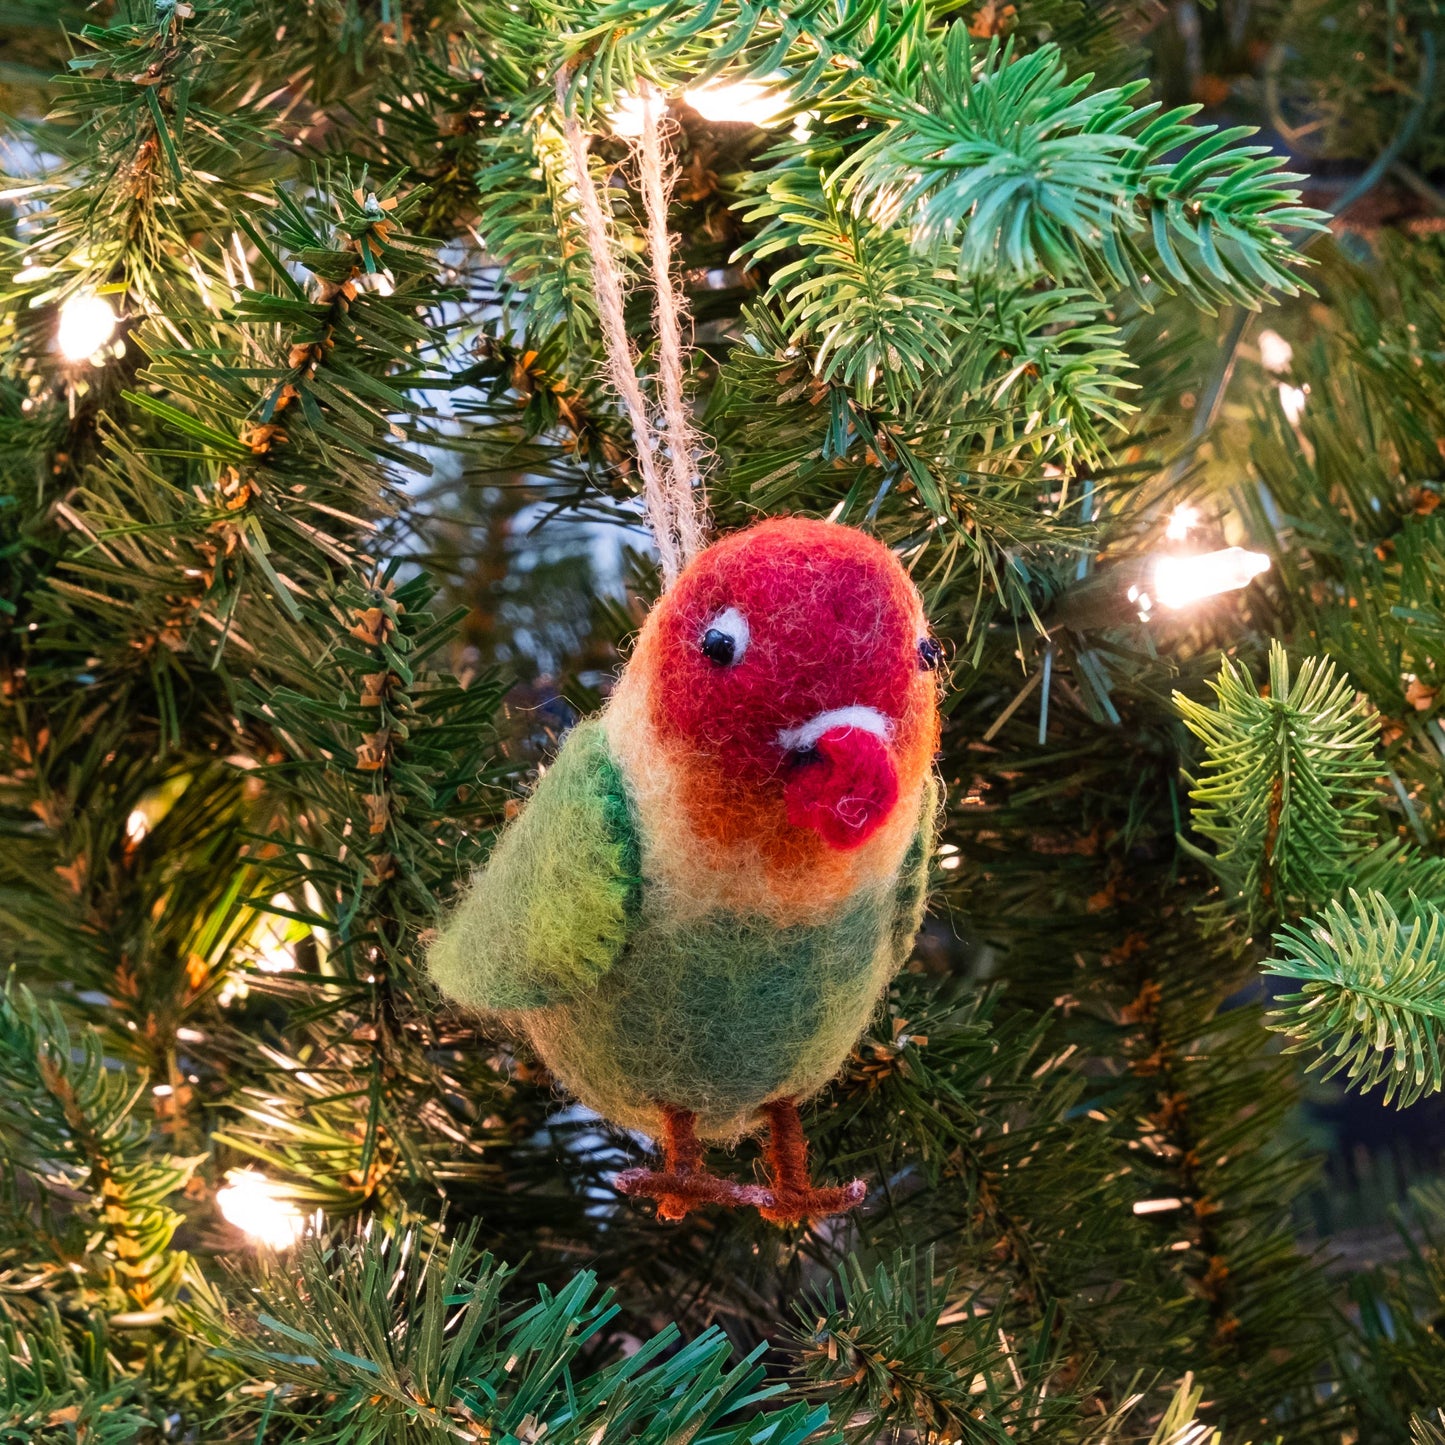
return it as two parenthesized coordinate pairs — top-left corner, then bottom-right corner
(615, 1105), (769, 1220)
(756, 1098), (866, 1225)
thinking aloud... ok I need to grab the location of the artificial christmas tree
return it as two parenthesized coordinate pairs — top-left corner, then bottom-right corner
(0, 0), (1443, 1440)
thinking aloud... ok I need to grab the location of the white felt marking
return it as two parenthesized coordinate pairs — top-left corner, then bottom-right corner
(776, 705), (894, 753)
(703, 606), (750, 662)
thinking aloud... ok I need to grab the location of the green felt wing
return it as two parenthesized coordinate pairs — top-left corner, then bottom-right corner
(428, 718), (640, 1013)
(889, 773), (940, 967)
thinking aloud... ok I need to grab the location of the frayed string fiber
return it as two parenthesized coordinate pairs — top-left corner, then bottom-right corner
(556, 71), (706, 585)
(636, 87), (708, 567)
(556, 71), (683, 584)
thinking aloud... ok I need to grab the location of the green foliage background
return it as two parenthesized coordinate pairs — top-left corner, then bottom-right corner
(0, 0), (1442, 1440)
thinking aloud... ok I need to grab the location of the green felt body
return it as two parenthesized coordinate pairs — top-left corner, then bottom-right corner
(429, 719), (935, 1139)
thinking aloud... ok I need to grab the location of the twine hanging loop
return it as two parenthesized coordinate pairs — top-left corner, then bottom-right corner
(556, 70), (707, 586)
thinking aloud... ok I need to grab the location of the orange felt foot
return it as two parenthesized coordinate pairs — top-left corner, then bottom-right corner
(757, 1098), (866, 1224)
(615, 1167), (772, 1220)
(616, 1104), (770, 1221)
(755, 1177), (867, 1225)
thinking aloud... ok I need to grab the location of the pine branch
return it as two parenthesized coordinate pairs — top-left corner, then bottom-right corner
(105, 164), (518, 1211)
(1265, 888), (1445, 1107)
(474, 114), (606, 350)
(1416, 1413), (1445, 1445)
(0, 985), (197, 1314)
(205, 1224), (835, 1445)
(789, 1250), (1088, 1445)
(1175, 642), (1383, 925)
(844, 31), (1327, 310)
(743, 171), (961, 411)
(740, 166), (1138, 441)
(1147, 1375), (1224, 1445)
(0, 1308), (147, 1444)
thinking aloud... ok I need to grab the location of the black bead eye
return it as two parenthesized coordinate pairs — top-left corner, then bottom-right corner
(701, 628), (735, 665)
(918, 637), (944, 671)
(699, 607), (749, 668)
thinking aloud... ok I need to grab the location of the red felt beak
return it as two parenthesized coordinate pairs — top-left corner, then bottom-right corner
(784, 725), (899, 851)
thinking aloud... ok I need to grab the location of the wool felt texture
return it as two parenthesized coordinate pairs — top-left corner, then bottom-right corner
(429, 518), (942, 1143)
(605, 518), (939, 926)
(784, 725), (899, 850)
(427, 720), (640, 1013)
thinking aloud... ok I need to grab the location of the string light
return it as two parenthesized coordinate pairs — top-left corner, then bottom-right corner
(216, 1170), (309, 1249)
(1164, 503), (1201, 541)
(609, 93), (650, 137)
(1151, 547), (1270, 611)
(606, 78), (792, 138)
(125, 808), (150, 845)
(683, 79), (790, 127)
(56, 293), (117, 363)
(249, 896), (298, 973)
(217, 974), (248, 1008)
(1278, 383), (1308, 425)
(1257, 328), (1293, 373)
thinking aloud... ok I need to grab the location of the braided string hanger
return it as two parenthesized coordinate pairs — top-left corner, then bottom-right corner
(556, 70), (708, 588)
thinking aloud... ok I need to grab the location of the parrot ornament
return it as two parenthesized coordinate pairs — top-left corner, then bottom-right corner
(430, 518), (942, 1223)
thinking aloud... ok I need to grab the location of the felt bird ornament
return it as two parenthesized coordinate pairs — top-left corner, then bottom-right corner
(429, 517), (941, 1222)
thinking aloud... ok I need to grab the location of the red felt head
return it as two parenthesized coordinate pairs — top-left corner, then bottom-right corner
(629, 518), (939, 866)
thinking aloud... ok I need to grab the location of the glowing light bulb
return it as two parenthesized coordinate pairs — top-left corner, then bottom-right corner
(56, 293), (117, 363)
(1151, 547), (1270, 610)
(1258, 328), (1293, 373)
(216, 1170), (308, 1249)
(249, 895), (298, 973)
(1279, 383), (1308, 425)
(125, 808), (149, 845)
(1165, 503), (1201, 541)
(217, 974), (248, 1008)
(609, 93), (650, 137)
(1133, 1197), (1184, 1215)
(683, 79), (790, 127)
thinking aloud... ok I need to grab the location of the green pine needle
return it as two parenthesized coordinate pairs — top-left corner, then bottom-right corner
(1265, 889), (1445, 1108)
(208, 1225), (835, 1445)
(1176, 641), (1382, 923)
(845, 30), (1327, 309)
(1415, 1413), (1445, 1445)
(0, 1309), (146, 1445)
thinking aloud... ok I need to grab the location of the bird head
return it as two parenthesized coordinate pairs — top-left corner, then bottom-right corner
(627, 518), (940, 859)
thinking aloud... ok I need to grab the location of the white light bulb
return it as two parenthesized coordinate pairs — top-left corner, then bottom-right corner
(1278, 383), (1308, 425)
(217, 974), (248, 1008)
(683, 79), (790, 127)
(249, 895), (298, 973)
(56, 293), (117, 363)
(609, 93), (650, 137)
(1165, 503), (1201, 541)
(1257, 328), (1293, 374)
(125, 808), (149, 845)
(1151, 547), (1270, 610)
(216, 1170), (309, 1249)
